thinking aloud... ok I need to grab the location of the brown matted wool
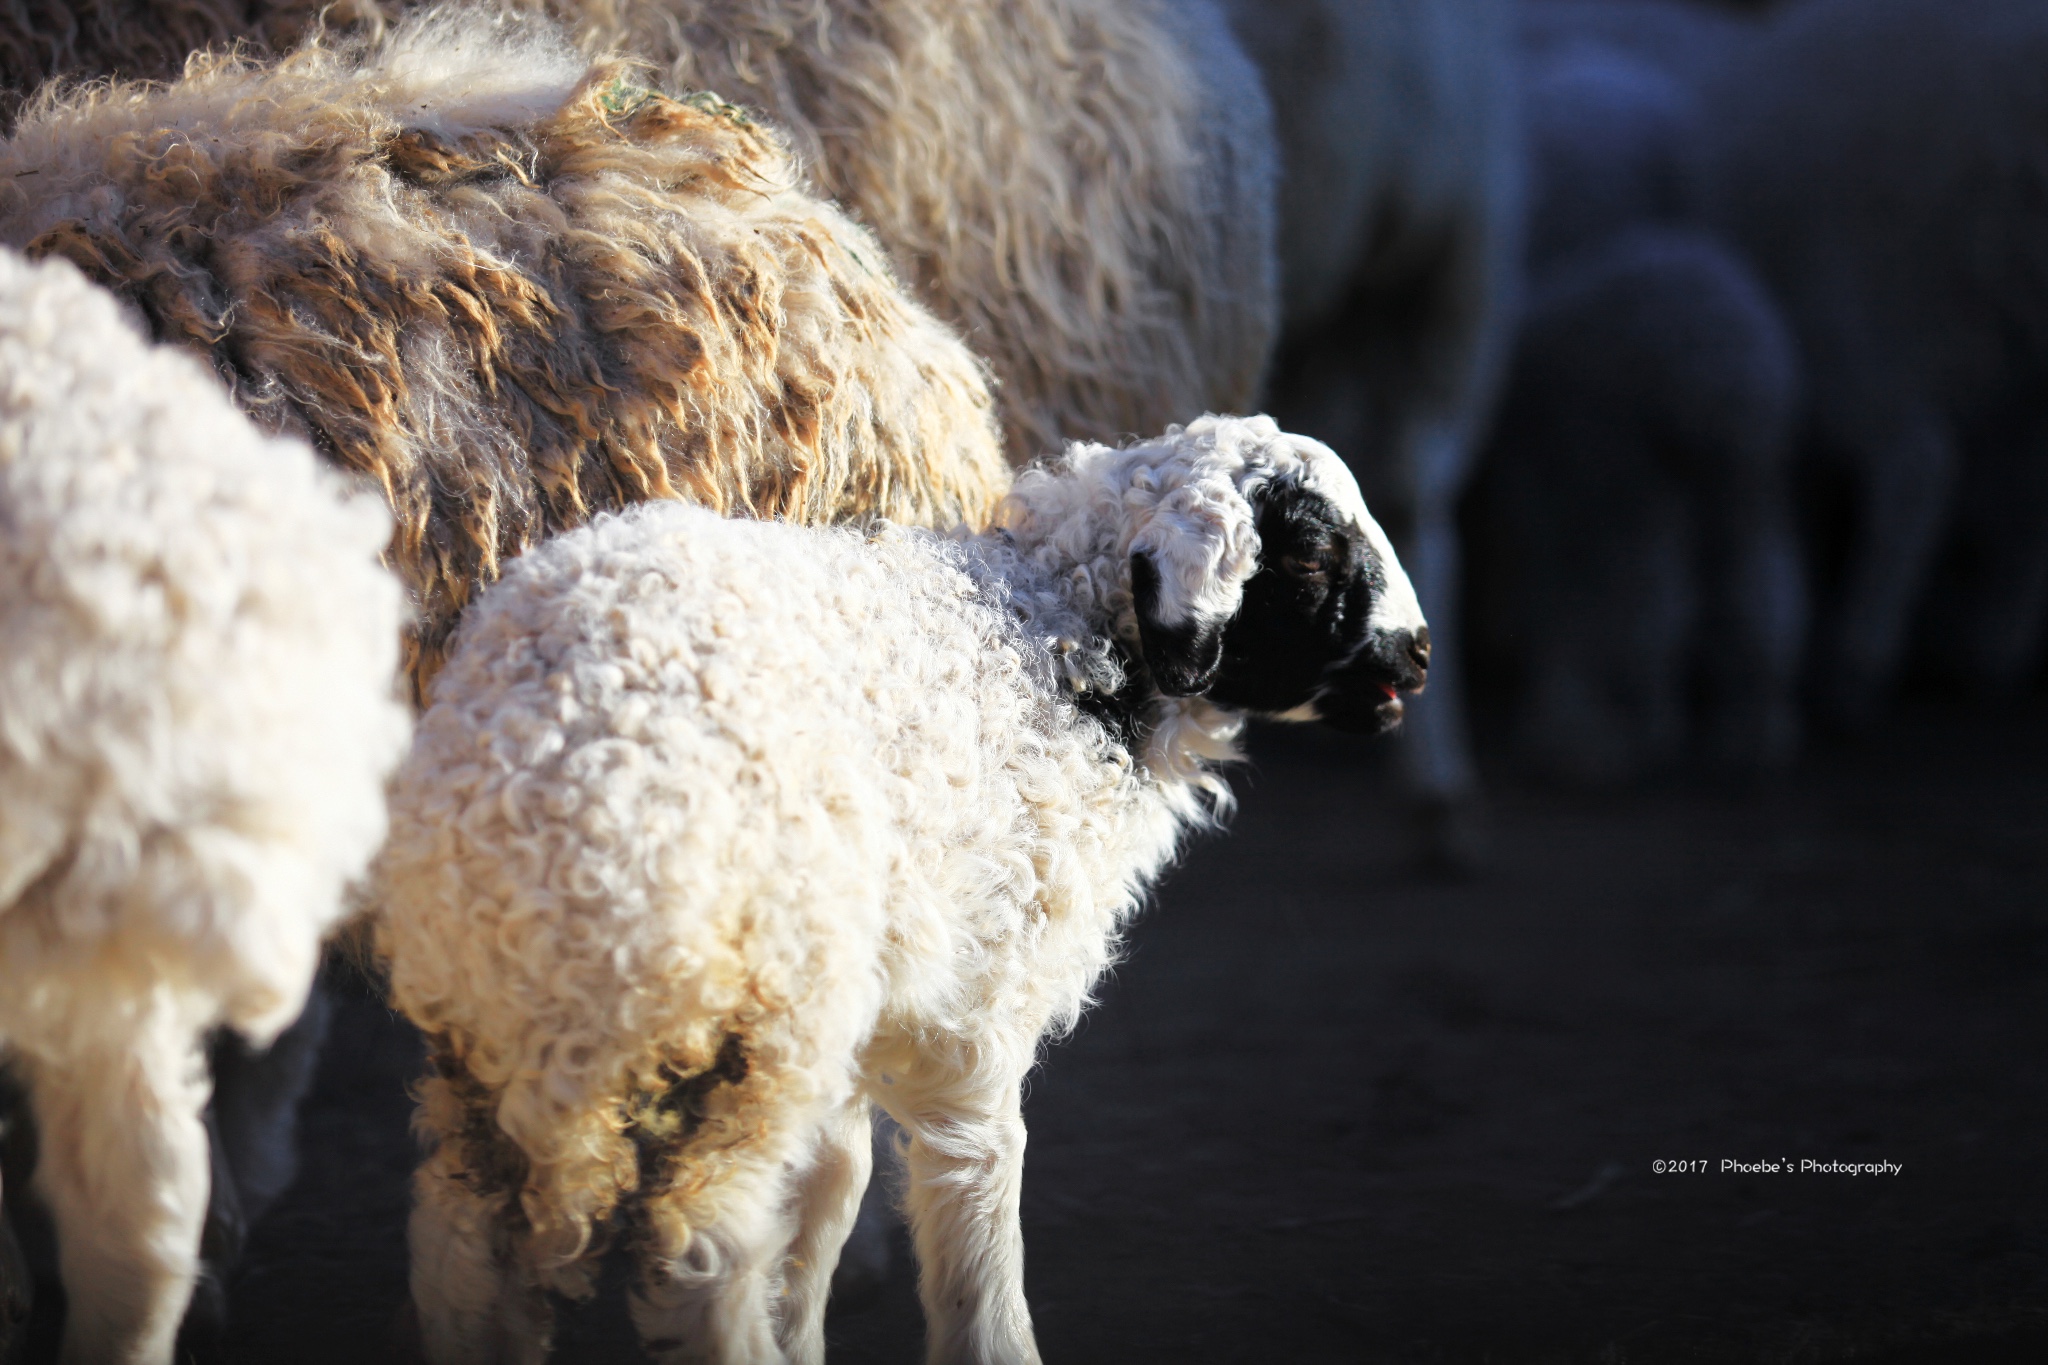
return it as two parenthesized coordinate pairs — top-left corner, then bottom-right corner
(0, 12), (1007, 699)
(0, 0), (1276, 467)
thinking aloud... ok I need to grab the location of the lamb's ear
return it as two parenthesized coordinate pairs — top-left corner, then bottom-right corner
(1131, 551), (1226, 696)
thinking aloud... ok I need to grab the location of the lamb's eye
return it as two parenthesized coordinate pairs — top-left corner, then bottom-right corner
(1282, 553), (1329, 582)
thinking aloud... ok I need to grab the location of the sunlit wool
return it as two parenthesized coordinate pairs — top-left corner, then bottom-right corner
(0, 0), (1277, 468)
(0, 250), (410, 1365)
(374, 414), (1420, 1365)
(0, 9), (1007, 700)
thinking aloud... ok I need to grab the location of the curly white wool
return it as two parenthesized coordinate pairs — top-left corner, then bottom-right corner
(0, 249), (410, 1365)
(375, 414), (1383, 1365)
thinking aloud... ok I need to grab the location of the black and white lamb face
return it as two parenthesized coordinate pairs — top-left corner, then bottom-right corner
(1211, 449), (1429, 734)
(1118, 420), (1430, 737)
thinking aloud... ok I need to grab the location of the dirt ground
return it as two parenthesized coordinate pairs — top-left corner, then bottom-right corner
(153, 693), (2042, 1364)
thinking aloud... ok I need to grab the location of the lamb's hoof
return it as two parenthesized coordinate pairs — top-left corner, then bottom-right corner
(1409, 793), (1490, 878)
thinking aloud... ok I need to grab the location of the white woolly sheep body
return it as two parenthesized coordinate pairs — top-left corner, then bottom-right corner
(373, 414), (1428, 1364)
(0, 250), (410, 1365)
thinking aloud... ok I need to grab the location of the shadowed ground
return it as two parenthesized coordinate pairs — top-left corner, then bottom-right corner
(201, 697), (2046, 1363)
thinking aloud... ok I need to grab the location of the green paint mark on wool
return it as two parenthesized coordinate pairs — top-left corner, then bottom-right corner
(598, 81), (756, 130)
(682, 90), (755, 128)
(598, 77), (656, 118)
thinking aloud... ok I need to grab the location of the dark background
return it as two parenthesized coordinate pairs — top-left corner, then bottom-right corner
(10, 0), (2048, 1358)
(200, 694), (2047, 1363)
(184, 0), (2048, 1332)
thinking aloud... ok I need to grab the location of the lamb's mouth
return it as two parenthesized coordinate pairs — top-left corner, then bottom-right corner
(1311, 667), (1416, 734)
(1311, 629), (1428, 734)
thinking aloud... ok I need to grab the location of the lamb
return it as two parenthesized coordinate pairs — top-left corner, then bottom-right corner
(371, 413), (1430, 1364)
(1699, 0), (2048, 722)
(0, 249), (410, 1365)
(1222, 0), (1522, 864)
(0, 0), (1279, 469)
(0, 9), (1008, 704)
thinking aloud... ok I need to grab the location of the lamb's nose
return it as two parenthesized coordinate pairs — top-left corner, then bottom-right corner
(1407, 627), (1431, 676)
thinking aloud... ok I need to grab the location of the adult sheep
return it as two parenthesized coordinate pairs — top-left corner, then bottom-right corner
(1461, 5), (1805, 783)
(1223, 0), (1522, 863)
(0, 8), (1008, 704)
(1470, 227), (1804, 783)
(0, 11), (1005, 1343)
(0, 249), (410, 1365)
(373, 414), (1429, 1364)
(0, 0), (1279, 468)
(1700, 0), (2048, 721)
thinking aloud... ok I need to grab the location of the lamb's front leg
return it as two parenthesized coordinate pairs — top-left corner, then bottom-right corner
(25, 1004), (212, 1365)
(884, 1074), (1037, 1365)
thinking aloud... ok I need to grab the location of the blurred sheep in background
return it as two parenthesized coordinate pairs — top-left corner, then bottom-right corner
(1465, 0), (1805, 784)
(1225, 0), (1525, 864)
(1699, 0), (2048, 726)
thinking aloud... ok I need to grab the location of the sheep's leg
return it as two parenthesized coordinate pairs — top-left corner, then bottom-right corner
(1694, 480), (1807, 775)
(627, 1041), (816, 1365)
(2, 1160), (30, 1358)
(1397, 471), (1481, 805)
(880, 1076), (1038, 1365)
(408, 1078), (554, 1365)
(1925, 411), (2048, 692)
(26, 1004), (211, 1365)
(828, 1112), (900, 1309)
(629, 1152), (796, 1365)
(776, 1096), (874, 1364)
(1809, 405), (1956, 729)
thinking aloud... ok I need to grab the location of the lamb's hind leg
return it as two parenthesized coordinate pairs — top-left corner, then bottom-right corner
(629, 1148), (797, 1365)
(408, 1074), (555, 1365)
(880, 1068), (1037, 1365)
(26, 1001), (212, 1365)
(777, 1096), (874, 1365)
(628, 1042), (824, 1365)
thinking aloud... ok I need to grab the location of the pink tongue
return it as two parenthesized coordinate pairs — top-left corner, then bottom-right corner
(1377, 681), (1398, 701)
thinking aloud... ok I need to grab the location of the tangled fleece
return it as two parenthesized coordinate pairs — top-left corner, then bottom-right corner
(0, 10), (1006, 697)
(0, 248), (409, 1365)
(0, 0), (1276, 466)
(374, 414), (1425, 1363)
